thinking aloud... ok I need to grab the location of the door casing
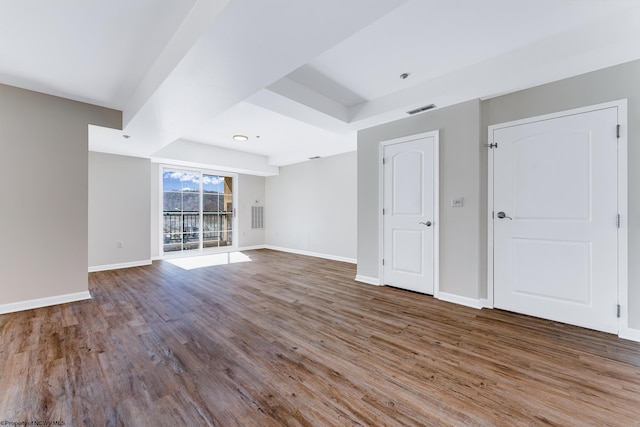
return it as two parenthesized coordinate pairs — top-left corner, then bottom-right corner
(159, 164), (239, 259)
(379, 130), (440, 296)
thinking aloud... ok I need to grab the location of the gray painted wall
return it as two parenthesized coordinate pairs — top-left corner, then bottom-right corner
(238, 174), (266, 248)
(357, 100), (482, 297)
(150, 162), (160, 258)
(266, 151), (357, 261)
(89, 153), (151, 268)
(0, 84), (121, 305)
(357, 59), (640, 329)
(482, 59), (640, 328)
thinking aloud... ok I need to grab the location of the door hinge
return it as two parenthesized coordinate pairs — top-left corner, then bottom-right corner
(617, 213), (621, 228)
(382, 157), (386, 165)
(616, 124), (621, 139)
(617, 304), (621, 318)
(484, 143), (498, 149)
(382, 259), (385, 266)
(382, 208), (386, 215)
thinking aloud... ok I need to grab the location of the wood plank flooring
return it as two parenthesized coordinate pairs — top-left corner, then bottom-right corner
(1, 249), (639, 426)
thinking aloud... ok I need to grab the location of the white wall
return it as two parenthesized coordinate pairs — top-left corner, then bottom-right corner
(152, 139), (278, 176)
(265, 151), (357, 262)
(89, 152), (151, 269)
(0, 84), (121, 308)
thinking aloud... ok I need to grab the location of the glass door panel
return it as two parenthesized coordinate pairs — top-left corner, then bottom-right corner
(221, 176), (234, 247)
(163, 169), (234, 255)
(163, 169), (201, 253)
(202, 174), (233, 249)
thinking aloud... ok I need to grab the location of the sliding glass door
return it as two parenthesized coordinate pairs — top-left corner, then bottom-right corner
(202, 174), (234, 249)
(162, 168), (235, 255)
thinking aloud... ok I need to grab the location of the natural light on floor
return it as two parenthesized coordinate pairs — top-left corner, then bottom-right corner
(166, 252), (252, 270)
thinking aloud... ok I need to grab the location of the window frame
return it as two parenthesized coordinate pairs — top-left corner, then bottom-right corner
(159, 165), (238, 258)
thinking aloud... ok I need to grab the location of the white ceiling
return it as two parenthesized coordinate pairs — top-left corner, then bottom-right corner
(2, 0), (640, 173)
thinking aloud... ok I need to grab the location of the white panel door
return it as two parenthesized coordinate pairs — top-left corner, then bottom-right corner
(383, 134), (437, 295)
(492, 106), (619, 333)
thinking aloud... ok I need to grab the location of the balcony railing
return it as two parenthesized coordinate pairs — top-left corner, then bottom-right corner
(163, 211), (233, 252)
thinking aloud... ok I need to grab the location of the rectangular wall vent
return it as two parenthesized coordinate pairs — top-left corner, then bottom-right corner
(407, 104), (436, 115)
(251, 206), (264, 229)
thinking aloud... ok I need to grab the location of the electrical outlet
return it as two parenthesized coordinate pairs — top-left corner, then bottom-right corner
(451, 197), (464, 208)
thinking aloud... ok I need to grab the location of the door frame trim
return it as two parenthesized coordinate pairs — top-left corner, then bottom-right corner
(379, 130), (440, 297)
(487, 99), (628, 336)
(159, 164), (239, 259)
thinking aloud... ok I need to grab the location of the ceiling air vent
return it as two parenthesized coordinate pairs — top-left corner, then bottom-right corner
(407, 104), (436, 115)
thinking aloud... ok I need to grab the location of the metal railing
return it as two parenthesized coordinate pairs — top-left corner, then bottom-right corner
(163, 211), (233, 251)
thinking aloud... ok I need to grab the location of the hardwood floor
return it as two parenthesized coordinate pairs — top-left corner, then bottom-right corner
(1, 249), (639, 426)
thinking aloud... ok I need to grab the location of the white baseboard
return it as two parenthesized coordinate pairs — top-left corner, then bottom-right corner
(264, 245), (357, 264)
(619, 327), (640, 342)
(480, 298), (493, 309)
(151, 246), (355, 264)
(437, 292), (483, 309)
(238, 245), (268, 251)
(0, 291), (92, 315)
(88, 259), (152, 273)
(355, 275), (381, 286)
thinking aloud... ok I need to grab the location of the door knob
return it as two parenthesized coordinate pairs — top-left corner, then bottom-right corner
(419, 221), (432, 226)
(497, 211), (512, 220)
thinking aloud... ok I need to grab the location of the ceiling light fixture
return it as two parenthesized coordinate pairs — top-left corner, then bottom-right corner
(233, 134), (249, 141)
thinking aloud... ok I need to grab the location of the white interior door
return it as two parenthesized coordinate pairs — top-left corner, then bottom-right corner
(490, 105), (620, 333)
(382, 132), (438, 295)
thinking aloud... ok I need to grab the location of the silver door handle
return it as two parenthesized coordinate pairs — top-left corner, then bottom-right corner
(419, 221), (432, 226)
(497, 211), (512, 220)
